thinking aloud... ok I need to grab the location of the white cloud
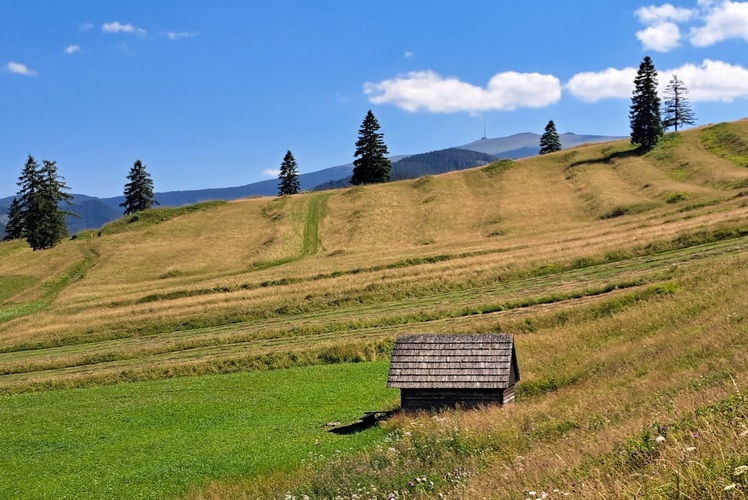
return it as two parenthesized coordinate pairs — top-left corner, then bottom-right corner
(666, 59), (748, 101)
(637, 21), (683, 51)
(102, 22), (146, 35)
(565, 67), (637, 102)
(364, 70), (562, 113)
(263, 169), (280, 177)
(163, 31), (197, 40)
(635, 4), (694, 52)
(79, 22), (93, 32)
(64, 44), (81, 55)
(404, 50), (414, 58)
(690, 1), (748, 46)
(635, 4), (695, 23)
(5, 61), (37, 77)
(567, 59), (748, 103)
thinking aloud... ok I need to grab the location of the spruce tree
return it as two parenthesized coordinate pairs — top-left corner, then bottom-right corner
(351, 110), (391, 185)
(13, 156), (74, 250)
(3, 197), (23, 241)
(278, 150), (301, 196)
(539, 120), (562, 155)
(120, 160), (158, 215)
(662, 75), (696, 132)
(629, 56), (663, 148)
(26, 160), (74, 250)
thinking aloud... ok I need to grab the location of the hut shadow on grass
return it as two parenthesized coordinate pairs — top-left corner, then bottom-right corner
(328, 411), (397, 435)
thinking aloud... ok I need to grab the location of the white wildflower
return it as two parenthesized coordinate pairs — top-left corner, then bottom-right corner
(655, 435), (666, 443)
(735, 465), (748, 476)
(724, 483), (736, 491)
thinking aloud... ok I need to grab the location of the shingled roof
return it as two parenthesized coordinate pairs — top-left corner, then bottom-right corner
(387, 333), (518, 390)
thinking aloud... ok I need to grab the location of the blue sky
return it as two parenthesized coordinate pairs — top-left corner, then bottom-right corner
(2, 1), (748, 198)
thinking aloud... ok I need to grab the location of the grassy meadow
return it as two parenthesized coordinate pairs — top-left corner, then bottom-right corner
(2, 120), (748, 498)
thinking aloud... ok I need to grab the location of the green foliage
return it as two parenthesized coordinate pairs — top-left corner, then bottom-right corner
(664, 192), (689, 204)
(2, 197), (23, 241)
(630, 56), (663, 148)
(10, 156), (75, 250)
(351, 110), (391, 185)
(390, 148), (497, 180)
(278, 150), (301, 196)
(481, 159), (515, 175)
(539, 120), (562, 155)
(700, 122), (748, 167)
(99, 201), (226, 235)
(120, 160), (158, 215)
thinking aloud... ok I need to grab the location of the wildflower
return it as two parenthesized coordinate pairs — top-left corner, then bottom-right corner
(528, 491), (536, 496)
(655, 435), (666, 443)
(735, 465), (748, 476)
(724, 483), (736, 491)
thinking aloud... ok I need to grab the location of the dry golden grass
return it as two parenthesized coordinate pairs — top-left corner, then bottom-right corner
(2, 122), (748, 394)
(3, 121), (748, 497)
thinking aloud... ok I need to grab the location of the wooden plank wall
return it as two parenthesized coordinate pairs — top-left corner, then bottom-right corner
(401, 387), (514, 410)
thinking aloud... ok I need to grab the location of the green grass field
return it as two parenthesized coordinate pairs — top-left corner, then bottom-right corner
(2, 121), (748, 497)
(0, 361), (397, 499)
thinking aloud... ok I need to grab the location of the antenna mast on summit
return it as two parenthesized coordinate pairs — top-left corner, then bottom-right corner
(482, 121), (487, 140)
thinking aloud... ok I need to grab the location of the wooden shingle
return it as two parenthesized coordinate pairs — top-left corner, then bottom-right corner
(387, 333), (519, 409)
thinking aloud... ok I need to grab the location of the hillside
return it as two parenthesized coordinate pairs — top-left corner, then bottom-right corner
(1, 121), (748, 498)
(0, 132), (621, 234)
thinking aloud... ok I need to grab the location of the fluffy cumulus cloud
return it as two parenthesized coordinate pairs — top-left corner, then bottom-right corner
(364, 70), (562, 113)
(102, 22), (146, 35)
(635, 3), (695, 51)
(263, 169), (280, 177)
(566, 59), (748, 103)
(5, 61), (37, 77)
(637, 21), (683, 51)
(667, 59), (748, 101)
(64, 44), (81, 55)
(565, 67), (638, 102)
(690, 1), (748, 46)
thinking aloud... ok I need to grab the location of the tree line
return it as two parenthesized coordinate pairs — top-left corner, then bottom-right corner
(539, 56), (696, 155)
(4, 158), (158, 250)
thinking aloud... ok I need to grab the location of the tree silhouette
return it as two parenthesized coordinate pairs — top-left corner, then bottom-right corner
(539, 120), (562, 155)
(662, 75), (696, 132)
(121, 160), (158, 215)
(351, 110), (391, 185)
(278, 150), (301, 195)
(629, 56), (663, 148)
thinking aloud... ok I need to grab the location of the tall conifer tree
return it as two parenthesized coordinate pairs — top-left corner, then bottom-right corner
(351, 110), (391, 185)
(629, 56), (663, 148)
(121, 160), (158, 215)
(539, 120), (562, 155)
(278, 150), (301, 196)
(662, 75), (696, 132)
(12, 156), (74, 250)
(3, 197), (23, 241)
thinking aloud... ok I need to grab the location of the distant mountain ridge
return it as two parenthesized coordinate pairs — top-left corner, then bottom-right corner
(0, 131), (624, 234)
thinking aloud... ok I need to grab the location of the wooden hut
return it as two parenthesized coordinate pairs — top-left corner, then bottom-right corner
(387, 333), (519, 410)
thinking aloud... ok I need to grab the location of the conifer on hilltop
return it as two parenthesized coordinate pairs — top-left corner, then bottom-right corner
(351, 110), (391, 185)
(9, 155), (74, 250)
(121, 160), (159, 215)
(278, 150), (301, 196)
(662, 75), (696, 132)
(539, 120), (562, 155)
(629, 56), (663, 148)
